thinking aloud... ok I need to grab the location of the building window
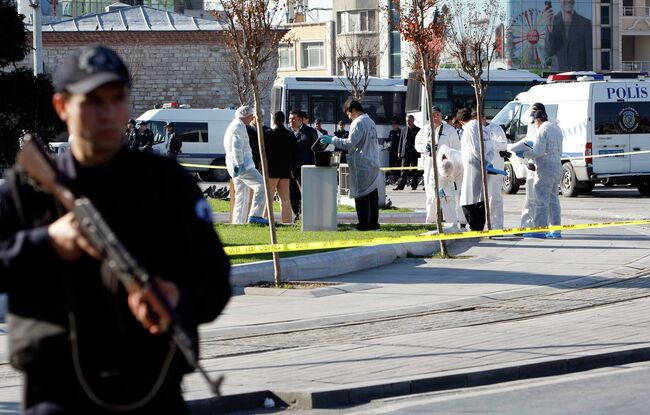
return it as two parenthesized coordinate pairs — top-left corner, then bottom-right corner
(600, 5), (610, 25)
(278, 44), (295, 70)
(601, 51), (611, 71)
(601, 27), (611, 49)
(337, 10), (376, 34)
(338, 57), (377, 77)
(301, 42), (325, 69)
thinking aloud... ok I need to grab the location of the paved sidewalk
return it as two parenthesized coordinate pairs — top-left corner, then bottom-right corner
(0, 223), (648, 413)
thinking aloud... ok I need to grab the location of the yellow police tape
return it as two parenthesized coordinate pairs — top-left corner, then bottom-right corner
(223, 219), (650, 256)
(181, 150), (650, 172)
(380, 150), (650, 171)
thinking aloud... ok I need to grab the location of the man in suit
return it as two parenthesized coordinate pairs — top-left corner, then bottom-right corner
(544, 0), (593, 71)
(393, 114), (421, 190)
(288, 109), (318, 220)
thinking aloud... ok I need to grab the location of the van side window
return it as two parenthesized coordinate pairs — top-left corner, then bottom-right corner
(174, 122), (209, 143)
(594, 102), (650, 135)
(514, 104), (531, 140)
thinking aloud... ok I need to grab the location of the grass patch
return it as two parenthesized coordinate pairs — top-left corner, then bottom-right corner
(216, 223), (435, 264)
(208, 198), (413, 213)
(248, 281), (339, 289)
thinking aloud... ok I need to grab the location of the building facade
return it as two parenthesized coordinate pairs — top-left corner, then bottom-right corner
(621, 0), (650, 71)
(277, 21), (336, 76)
(20, 6), (278, 116)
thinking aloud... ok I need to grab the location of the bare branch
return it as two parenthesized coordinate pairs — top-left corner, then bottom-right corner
(335, 35), (382, 99)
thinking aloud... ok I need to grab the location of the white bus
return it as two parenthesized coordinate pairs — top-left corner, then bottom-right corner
(405, 68), (546, 125)
(270, 76), (407, 141)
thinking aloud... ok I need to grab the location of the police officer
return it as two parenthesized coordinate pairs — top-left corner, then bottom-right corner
(137, 119), (155, 152)
(385, 118), (401, 183)
(0, 45), (231, 414)
(393, 114), (421, 190)
(165, 121), (182, 159)
(125, 118), (137, 147)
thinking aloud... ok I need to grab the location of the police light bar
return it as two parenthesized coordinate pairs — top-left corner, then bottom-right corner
(162, 101), (180, 109)
(547, 72), (605, 83)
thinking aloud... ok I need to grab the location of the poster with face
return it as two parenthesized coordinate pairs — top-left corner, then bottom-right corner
(507, 0), (593, 71)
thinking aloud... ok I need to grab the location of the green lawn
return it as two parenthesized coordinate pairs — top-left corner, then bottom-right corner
(216, 223), (435, 264)
(207, 199), (412, 213)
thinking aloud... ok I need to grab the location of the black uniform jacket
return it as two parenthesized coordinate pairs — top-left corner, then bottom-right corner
(0, 146), (231, 399)
(264, 125), (297, 179)
(293, 124), (318, 171)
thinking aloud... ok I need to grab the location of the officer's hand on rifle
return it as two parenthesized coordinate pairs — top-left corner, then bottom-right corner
(48, 212), (101, 260)
(128, 277), (180, 335)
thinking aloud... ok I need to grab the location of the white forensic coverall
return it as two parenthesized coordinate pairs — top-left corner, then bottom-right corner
(416, 123), (462, 224)
(437, 144), (465, 230)
(331, 113), (380, 199)
(487, 123), (508, 229)
(524, 121), (563, 229)
(224, 117), (266, 224)
(460, 120), (493, 207)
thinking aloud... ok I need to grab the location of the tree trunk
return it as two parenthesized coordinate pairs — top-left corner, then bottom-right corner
(474, 85), (492, 231)
(251, 72), (282, 285)
(422, 52), (448, 257)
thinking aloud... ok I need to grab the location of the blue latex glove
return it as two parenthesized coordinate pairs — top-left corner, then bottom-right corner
(425, 143), (431, 155)
(233, 165), (241, 178)
(320, 135), (333, 145)
(515, 151), (525, 159)
(486, 163), (507, 176)
(524, 140), (534, 149)
(438, 188), (446, 198)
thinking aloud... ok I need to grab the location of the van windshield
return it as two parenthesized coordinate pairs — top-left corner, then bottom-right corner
(491, 101), (518, 127)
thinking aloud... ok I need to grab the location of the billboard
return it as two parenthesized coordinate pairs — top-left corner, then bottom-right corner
(507, 0), (593, 72)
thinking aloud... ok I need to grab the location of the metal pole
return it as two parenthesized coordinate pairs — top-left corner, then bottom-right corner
(31, 0), (44, 75)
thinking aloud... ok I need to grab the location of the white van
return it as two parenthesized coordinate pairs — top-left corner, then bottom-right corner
(490, 73), (650, 196)
(136, 108), (236, 182)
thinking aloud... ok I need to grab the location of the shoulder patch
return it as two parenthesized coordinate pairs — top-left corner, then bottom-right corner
(195, 197), (213, 224)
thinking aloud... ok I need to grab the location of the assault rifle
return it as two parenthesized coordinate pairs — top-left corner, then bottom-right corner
(17, 136), (223, 396)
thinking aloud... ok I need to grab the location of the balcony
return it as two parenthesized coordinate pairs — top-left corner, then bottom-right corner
(622, 61), (650, 71)
(623, 6), (650, 17)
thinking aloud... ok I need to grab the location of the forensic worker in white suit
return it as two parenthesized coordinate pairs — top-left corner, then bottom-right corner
(415, 106), (461, 224)
(321, 98), (380, 230)
(437, 144), (465, 232)
(224, 105), (268, 225)
(486, 120), (508, 229)
(457, 108), (493, 231)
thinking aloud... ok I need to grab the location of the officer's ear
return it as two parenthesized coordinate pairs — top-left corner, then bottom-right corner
(52, 92), (72, 123)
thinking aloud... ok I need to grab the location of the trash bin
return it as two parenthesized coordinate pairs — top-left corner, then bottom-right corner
(311, 137), (341, 167)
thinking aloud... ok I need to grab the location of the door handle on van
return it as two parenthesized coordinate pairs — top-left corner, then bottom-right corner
(633, 147), (641, 151)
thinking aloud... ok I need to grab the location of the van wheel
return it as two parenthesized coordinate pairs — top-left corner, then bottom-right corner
(198, 159), (230, 182)
(561, 163), (580, 197)
(637, 178), (650, 196)
(502, 164), (520, 194)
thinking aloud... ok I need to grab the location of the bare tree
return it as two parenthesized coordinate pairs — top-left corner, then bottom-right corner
(223, 47), (253, 106)
(390, 0), (450, 257)
(218, 0), (287, 285)
(336, 35), (382, 99)
(446, 0), (505, 230)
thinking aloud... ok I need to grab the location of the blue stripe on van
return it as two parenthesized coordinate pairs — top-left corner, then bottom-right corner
(176, 153), (225, 160)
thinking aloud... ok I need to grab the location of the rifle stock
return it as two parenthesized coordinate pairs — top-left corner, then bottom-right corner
(15, 135), (223, 396)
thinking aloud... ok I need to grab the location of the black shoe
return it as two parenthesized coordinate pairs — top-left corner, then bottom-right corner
(392, 186), (404, 191)
(411, 187), (418, 191)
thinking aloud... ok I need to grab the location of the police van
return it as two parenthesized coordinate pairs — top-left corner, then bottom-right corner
(136, 107), (235, 182)
(490, 72), (650, 196)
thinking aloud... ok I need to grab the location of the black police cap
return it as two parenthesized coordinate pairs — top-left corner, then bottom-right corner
(53, 45), (130, 94)
(128, 118), (136, 125)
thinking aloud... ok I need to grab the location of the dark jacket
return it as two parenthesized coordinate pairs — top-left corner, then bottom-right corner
(398, 125), (421, 159)
(0, 147), (231, 407)
(264, 125), (296, 179)
(316, 128), (328, 136)
(247, 124), (261, 170)
(166, 131), (182, 154)
(292, 124), (318, 170)
(544, 12), (593, 71)
(138, 128), (155, 152)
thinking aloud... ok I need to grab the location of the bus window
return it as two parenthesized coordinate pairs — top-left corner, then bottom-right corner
(288, 90), (309, 114)
(405, 75), (421, 113)
(271, 86), (282, 115)
(311, 98), (337, 124)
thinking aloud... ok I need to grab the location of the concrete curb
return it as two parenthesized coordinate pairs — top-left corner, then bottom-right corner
(230, 240), (445, 287)
(187, 344), (650, 413)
